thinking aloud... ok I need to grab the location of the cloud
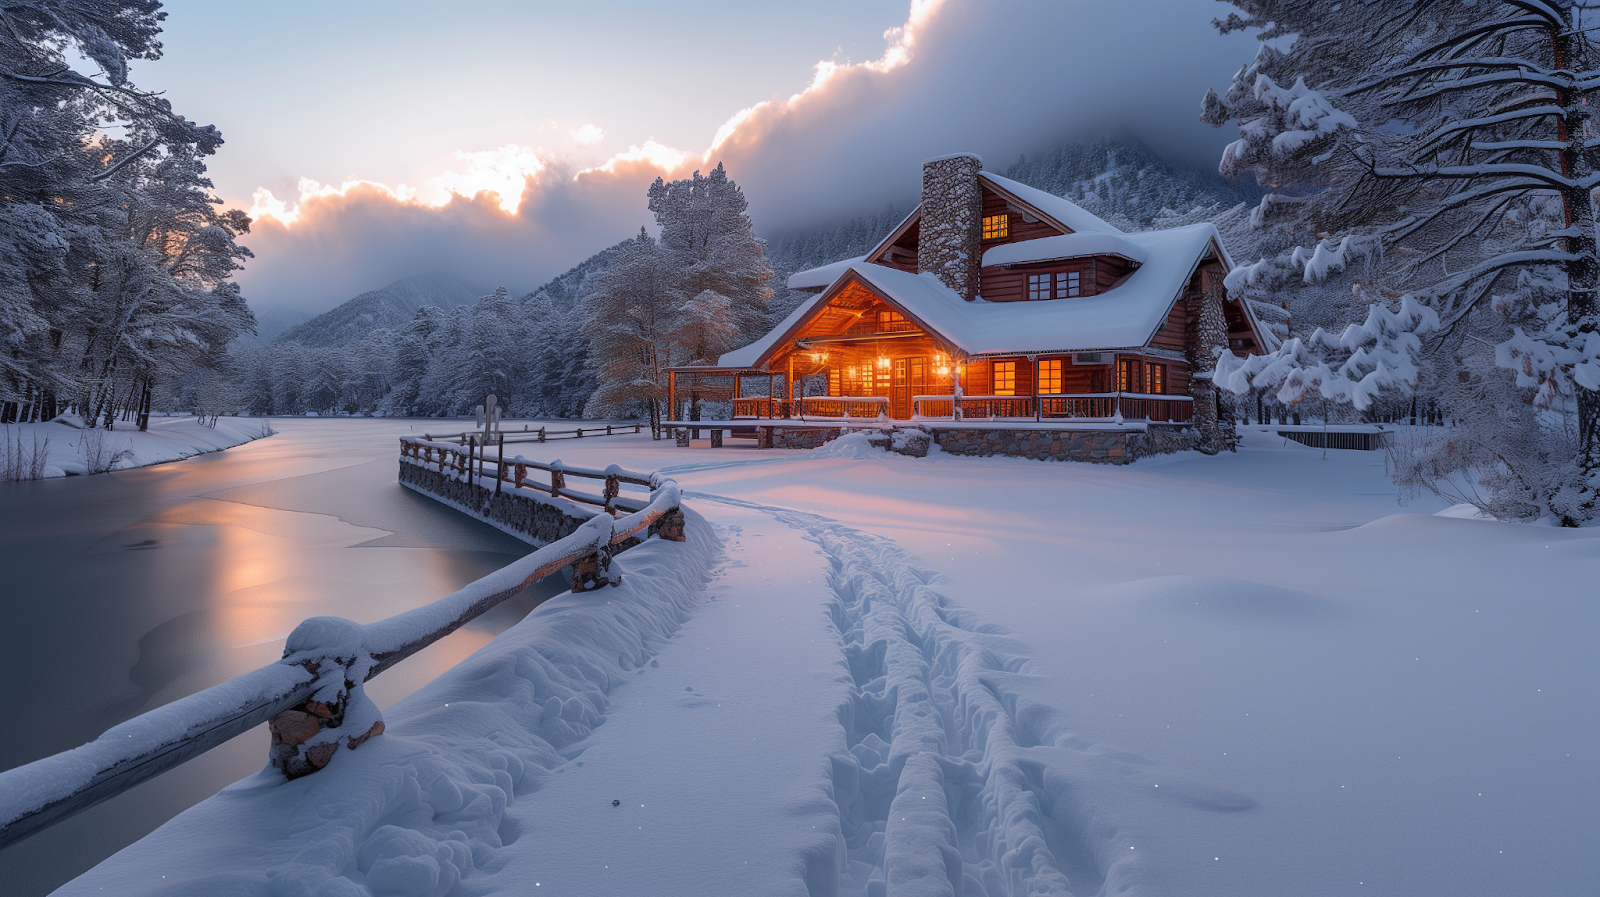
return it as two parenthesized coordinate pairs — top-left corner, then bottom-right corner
(236, 0), (1255, 314)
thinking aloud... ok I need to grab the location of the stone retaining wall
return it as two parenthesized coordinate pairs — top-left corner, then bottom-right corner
(930, 425), (1197, 463)
(759, 426), (843, 449)
(398, 460), (646, 549)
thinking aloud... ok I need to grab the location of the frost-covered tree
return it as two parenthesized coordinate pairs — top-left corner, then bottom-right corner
(646, 162), (773, 342)
(0, 0), (252, 428)
(583, 230), (678, 436)
(1205, 0), (1600, 525)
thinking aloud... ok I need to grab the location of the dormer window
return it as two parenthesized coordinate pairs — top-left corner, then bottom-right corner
(1057, 271), (1081, 297)
(1027, 274), (1051, 300)
(982, 214), (1009, 240)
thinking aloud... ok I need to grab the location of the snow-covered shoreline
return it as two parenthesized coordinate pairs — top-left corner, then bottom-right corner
(0, 416), (274, 479)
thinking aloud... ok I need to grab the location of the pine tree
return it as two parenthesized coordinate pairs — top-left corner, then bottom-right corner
(1206, 0), (1600, 524)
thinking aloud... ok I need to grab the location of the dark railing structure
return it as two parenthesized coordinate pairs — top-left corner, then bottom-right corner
(0, 460), (685, 849)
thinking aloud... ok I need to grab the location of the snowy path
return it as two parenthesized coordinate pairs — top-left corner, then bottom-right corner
(684, 491), (1252, 897)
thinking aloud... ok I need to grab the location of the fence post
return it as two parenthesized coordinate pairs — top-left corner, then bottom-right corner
(267, 617), (384, 780)
(577, 427), (584, 439)
(495, 434), (504, 495)
(539, 426), (546, 443)
(654, 506), (687, 542)
(549, 461), (565, 497)
(603, 474), (620, 517)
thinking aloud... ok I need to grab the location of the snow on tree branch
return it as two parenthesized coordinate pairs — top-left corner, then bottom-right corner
(1216, 296), (1439, 409)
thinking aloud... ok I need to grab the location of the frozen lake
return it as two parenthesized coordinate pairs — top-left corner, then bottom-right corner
(0, 419), (569, 897)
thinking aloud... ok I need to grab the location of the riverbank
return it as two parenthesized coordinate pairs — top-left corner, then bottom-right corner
(1, 416), (274, 479)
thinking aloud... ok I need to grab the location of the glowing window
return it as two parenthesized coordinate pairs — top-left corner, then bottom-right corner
(982, 214), (1009, 240)
(1038, 359), (1062, 395)
(829, 369), (841, 396)
(1117, 358), (1141, 393)
(1028, 274), (1051, 300)
(1145, 362), (1166, 395)
(876, 308), (913, 333)
(993, 361), (1016, 396)
(1057, 271), (1081, 297)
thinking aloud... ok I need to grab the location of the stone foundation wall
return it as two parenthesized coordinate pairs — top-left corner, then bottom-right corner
(761, 426), (842, 449)
(932, 426), (1197, 463)
(398, 460), (645, 549)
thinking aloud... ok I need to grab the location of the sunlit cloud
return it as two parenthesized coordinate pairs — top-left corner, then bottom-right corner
(237, 0), (1251, 313)
(580, 139), (694, 176)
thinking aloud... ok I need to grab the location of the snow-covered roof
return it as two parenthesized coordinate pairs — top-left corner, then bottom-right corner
(717, 291), (829, 369)
(719, 223), (1234, 366)
(982, 232), (1150, 268)
(977, 171), (1122, 236)
(786, 255), (867, 290)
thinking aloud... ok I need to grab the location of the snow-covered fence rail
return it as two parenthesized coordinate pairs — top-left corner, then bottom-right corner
(399, 437), (655, 518)
(0, 473), (685, 849)
(420, 422), (642, 444)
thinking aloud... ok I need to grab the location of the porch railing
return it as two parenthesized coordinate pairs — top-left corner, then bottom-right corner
(913, 393), (1194, 423)
(799, 396), (890, 419)
(731, 397), (785, 419)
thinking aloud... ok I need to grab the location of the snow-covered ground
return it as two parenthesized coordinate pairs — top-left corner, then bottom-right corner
(55, 426), (1597, 896)
(1, 415), (272, 479)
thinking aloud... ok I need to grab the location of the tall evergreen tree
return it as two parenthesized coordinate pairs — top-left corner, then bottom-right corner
(1206, 0), (1600, 524)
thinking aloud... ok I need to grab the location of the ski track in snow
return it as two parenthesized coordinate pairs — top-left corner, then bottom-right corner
(691, 490), (1127, 897)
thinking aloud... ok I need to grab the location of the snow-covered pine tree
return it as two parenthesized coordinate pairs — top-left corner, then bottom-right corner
(646, 162), (773, 342)
(1205, 0), (1600, 525)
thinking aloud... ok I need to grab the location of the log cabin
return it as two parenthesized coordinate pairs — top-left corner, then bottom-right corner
(667, 153), (1273, 460)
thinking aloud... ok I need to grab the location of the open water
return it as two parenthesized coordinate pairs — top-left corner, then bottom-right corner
(0, 419), (565, 896)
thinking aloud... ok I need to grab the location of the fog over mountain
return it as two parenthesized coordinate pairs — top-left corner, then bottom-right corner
(275, 276), (482, 349)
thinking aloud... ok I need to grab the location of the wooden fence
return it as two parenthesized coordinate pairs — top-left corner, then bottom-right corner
(0, 461), (684, 849)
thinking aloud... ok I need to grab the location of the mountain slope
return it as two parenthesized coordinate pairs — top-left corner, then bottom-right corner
(276, 275), (481, 348)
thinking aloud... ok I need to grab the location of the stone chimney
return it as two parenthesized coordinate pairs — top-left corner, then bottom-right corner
(920, 153), (983, 301)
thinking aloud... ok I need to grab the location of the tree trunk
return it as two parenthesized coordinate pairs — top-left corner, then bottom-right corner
(649, 399), (661, 440)
(137, 377), (153, 431)
(1555, 12), (1600, 522)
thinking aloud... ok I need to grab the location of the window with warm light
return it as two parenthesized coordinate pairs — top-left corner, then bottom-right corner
(876, 309), (913, 333)
(1117, 358), (1141, 393)
(1028, 274), (1050, 300)
(1039, 359), (1062, 395)
(1145, 362), (1165, 395)
(828, 369), (841, 396)
(993, 361), (1016, 395)
(982, 214), (1009, 240)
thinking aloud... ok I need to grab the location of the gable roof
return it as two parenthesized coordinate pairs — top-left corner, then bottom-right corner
(786, 255), (867, 290)
(976, 171), (1122, 236)
(720, 223), (1247, 368)
(785, 171), (1123, 289)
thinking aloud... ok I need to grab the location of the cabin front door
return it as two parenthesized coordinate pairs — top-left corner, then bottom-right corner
(889, 357), (928, 419)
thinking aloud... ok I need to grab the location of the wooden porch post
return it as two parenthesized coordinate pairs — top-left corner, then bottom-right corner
(1030, 354), (1040, 422)
(668, 371), (677, 426)
(786, 356), (796, 419)
(733, 373), (741, 418)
